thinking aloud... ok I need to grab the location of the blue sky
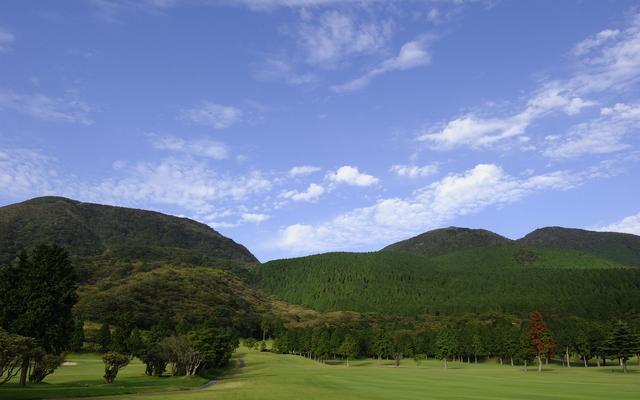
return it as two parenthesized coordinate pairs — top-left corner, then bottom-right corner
(1, 0), (640, 261)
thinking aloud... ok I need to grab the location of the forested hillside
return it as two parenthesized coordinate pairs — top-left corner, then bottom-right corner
(258, 245), (640, 319)
(0, 196), (265, 337)
(518, 227), (640, 267)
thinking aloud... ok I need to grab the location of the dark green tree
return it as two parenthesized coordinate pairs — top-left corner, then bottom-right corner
(0, 245), (77, 385)
(69, 320), (85, 353)
(436, 327), (456, 369)
(97, 323), (112, 353)
(601, 321), (640, 373)
(102, 352), (130, 383)
(339, 334), (358, 366)
(187, 327), (239, 371)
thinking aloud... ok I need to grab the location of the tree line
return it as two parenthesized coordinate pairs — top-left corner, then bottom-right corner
(265, 311), (640, 372)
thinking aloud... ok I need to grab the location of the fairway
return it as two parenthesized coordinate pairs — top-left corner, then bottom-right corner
(4, 349), (637, 400)
(147, 349), (640, 400)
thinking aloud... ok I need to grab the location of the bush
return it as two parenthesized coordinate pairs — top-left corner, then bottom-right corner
(102, 352), (130, 383)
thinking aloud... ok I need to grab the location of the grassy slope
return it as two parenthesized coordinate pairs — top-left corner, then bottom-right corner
(0, 353), (207, 400)
(22, 349), (638, 400)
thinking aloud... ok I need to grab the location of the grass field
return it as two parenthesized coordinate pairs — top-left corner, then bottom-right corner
(0, 353), (207, 399)
(1, 349), (638, 400)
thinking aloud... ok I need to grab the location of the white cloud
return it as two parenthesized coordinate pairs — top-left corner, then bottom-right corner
(298, 10), (393, 67)
(288, 165), (322, 177)
(152, 135), (229, 159)
(597, 212), (640, 235)
(419, 85), (594, 150)
(332, 37), (433, 92)
(280, 183), (325, 202)
(543, 102), (640, 159)
(277, 164), (582, 253)
(328, 165), (378, 186)
(573, 29), (620, 56)
(0, 28), (15, 52)
(181, 102), (242, 129)
(0, 91), (95, 125)
(390, 164), (439, 178)
(241, 212), (271, 223)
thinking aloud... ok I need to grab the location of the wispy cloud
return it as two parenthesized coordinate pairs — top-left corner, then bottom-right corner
(0, 28), (15, 52)
(298, 10), (393, 67)
(0, 148), (61, 198)
(151, 135), (230, 160)
(277, 163), (600, 253)
(254, 58), (317, 86)
(390, 164), (439, 178)
(543, 103), (640, 159)
(331, 36), (434, 92)
(419, 12), (640, 153)
(181, 102), (243, 129)
(288, 165), (322, 177)
(0, 91), (95, 125)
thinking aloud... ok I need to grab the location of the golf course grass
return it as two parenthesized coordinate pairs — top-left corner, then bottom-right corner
(1, 349), (638, 400)
(0, 353), (207, 399)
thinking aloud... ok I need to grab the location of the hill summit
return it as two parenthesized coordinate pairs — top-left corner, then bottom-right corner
(382, 226), (512, 257)
(0, 196), (257, 265)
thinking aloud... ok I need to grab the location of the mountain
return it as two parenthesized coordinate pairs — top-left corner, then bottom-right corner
(0, 196), (257, 266)
(518, 226), (640, 267)
(0, 196), (263, 334)
(382, 227), (512, 257)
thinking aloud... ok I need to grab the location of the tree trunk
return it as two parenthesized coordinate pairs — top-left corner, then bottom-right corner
(499, 357), (503, 365)
(19, 357), (29, 386)
(524, 360), (528, 372)
(596, 358), (601, 367)
(583, 357), (587, 368)
(346, 358), (349, 367)
(474, 355), (478, 364)
(510, 357), (514, 367)
(566, 347), (571, 368)
(622, 359), (627, 373)
(537, 355), (543, 372)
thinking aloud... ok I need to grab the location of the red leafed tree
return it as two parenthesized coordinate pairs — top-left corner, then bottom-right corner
(529, 310), (553, 372)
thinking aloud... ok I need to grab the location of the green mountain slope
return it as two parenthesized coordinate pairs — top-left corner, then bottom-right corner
(518, 226), (640, 267)
(0, 196), (257, 266)
(258, 245), (639, 318)
(0, 196), (262, 334)
(382, 227), (512, 257)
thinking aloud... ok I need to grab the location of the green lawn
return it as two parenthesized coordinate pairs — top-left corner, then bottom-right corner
(0, 353), (207, 399)
(1, 350), (639, 400)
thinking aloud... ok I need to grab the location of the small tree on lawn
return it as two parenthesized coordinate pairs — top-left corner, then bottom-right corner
(339, 334), (358, 367)
(529, 311), (554, 372)
(601, 321), (640, 373)
(103, 352), (130, 383)
(517, 329), (535, 372)
(436, 327), (456, 369)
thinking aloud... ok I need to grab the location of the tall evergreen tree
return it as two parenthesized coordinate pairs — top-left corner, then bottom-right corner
(601, 321), (640, 373)
(436, 327), (456, 369)
(0, 245), (77, 385)
(339, 334), (358, 367)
